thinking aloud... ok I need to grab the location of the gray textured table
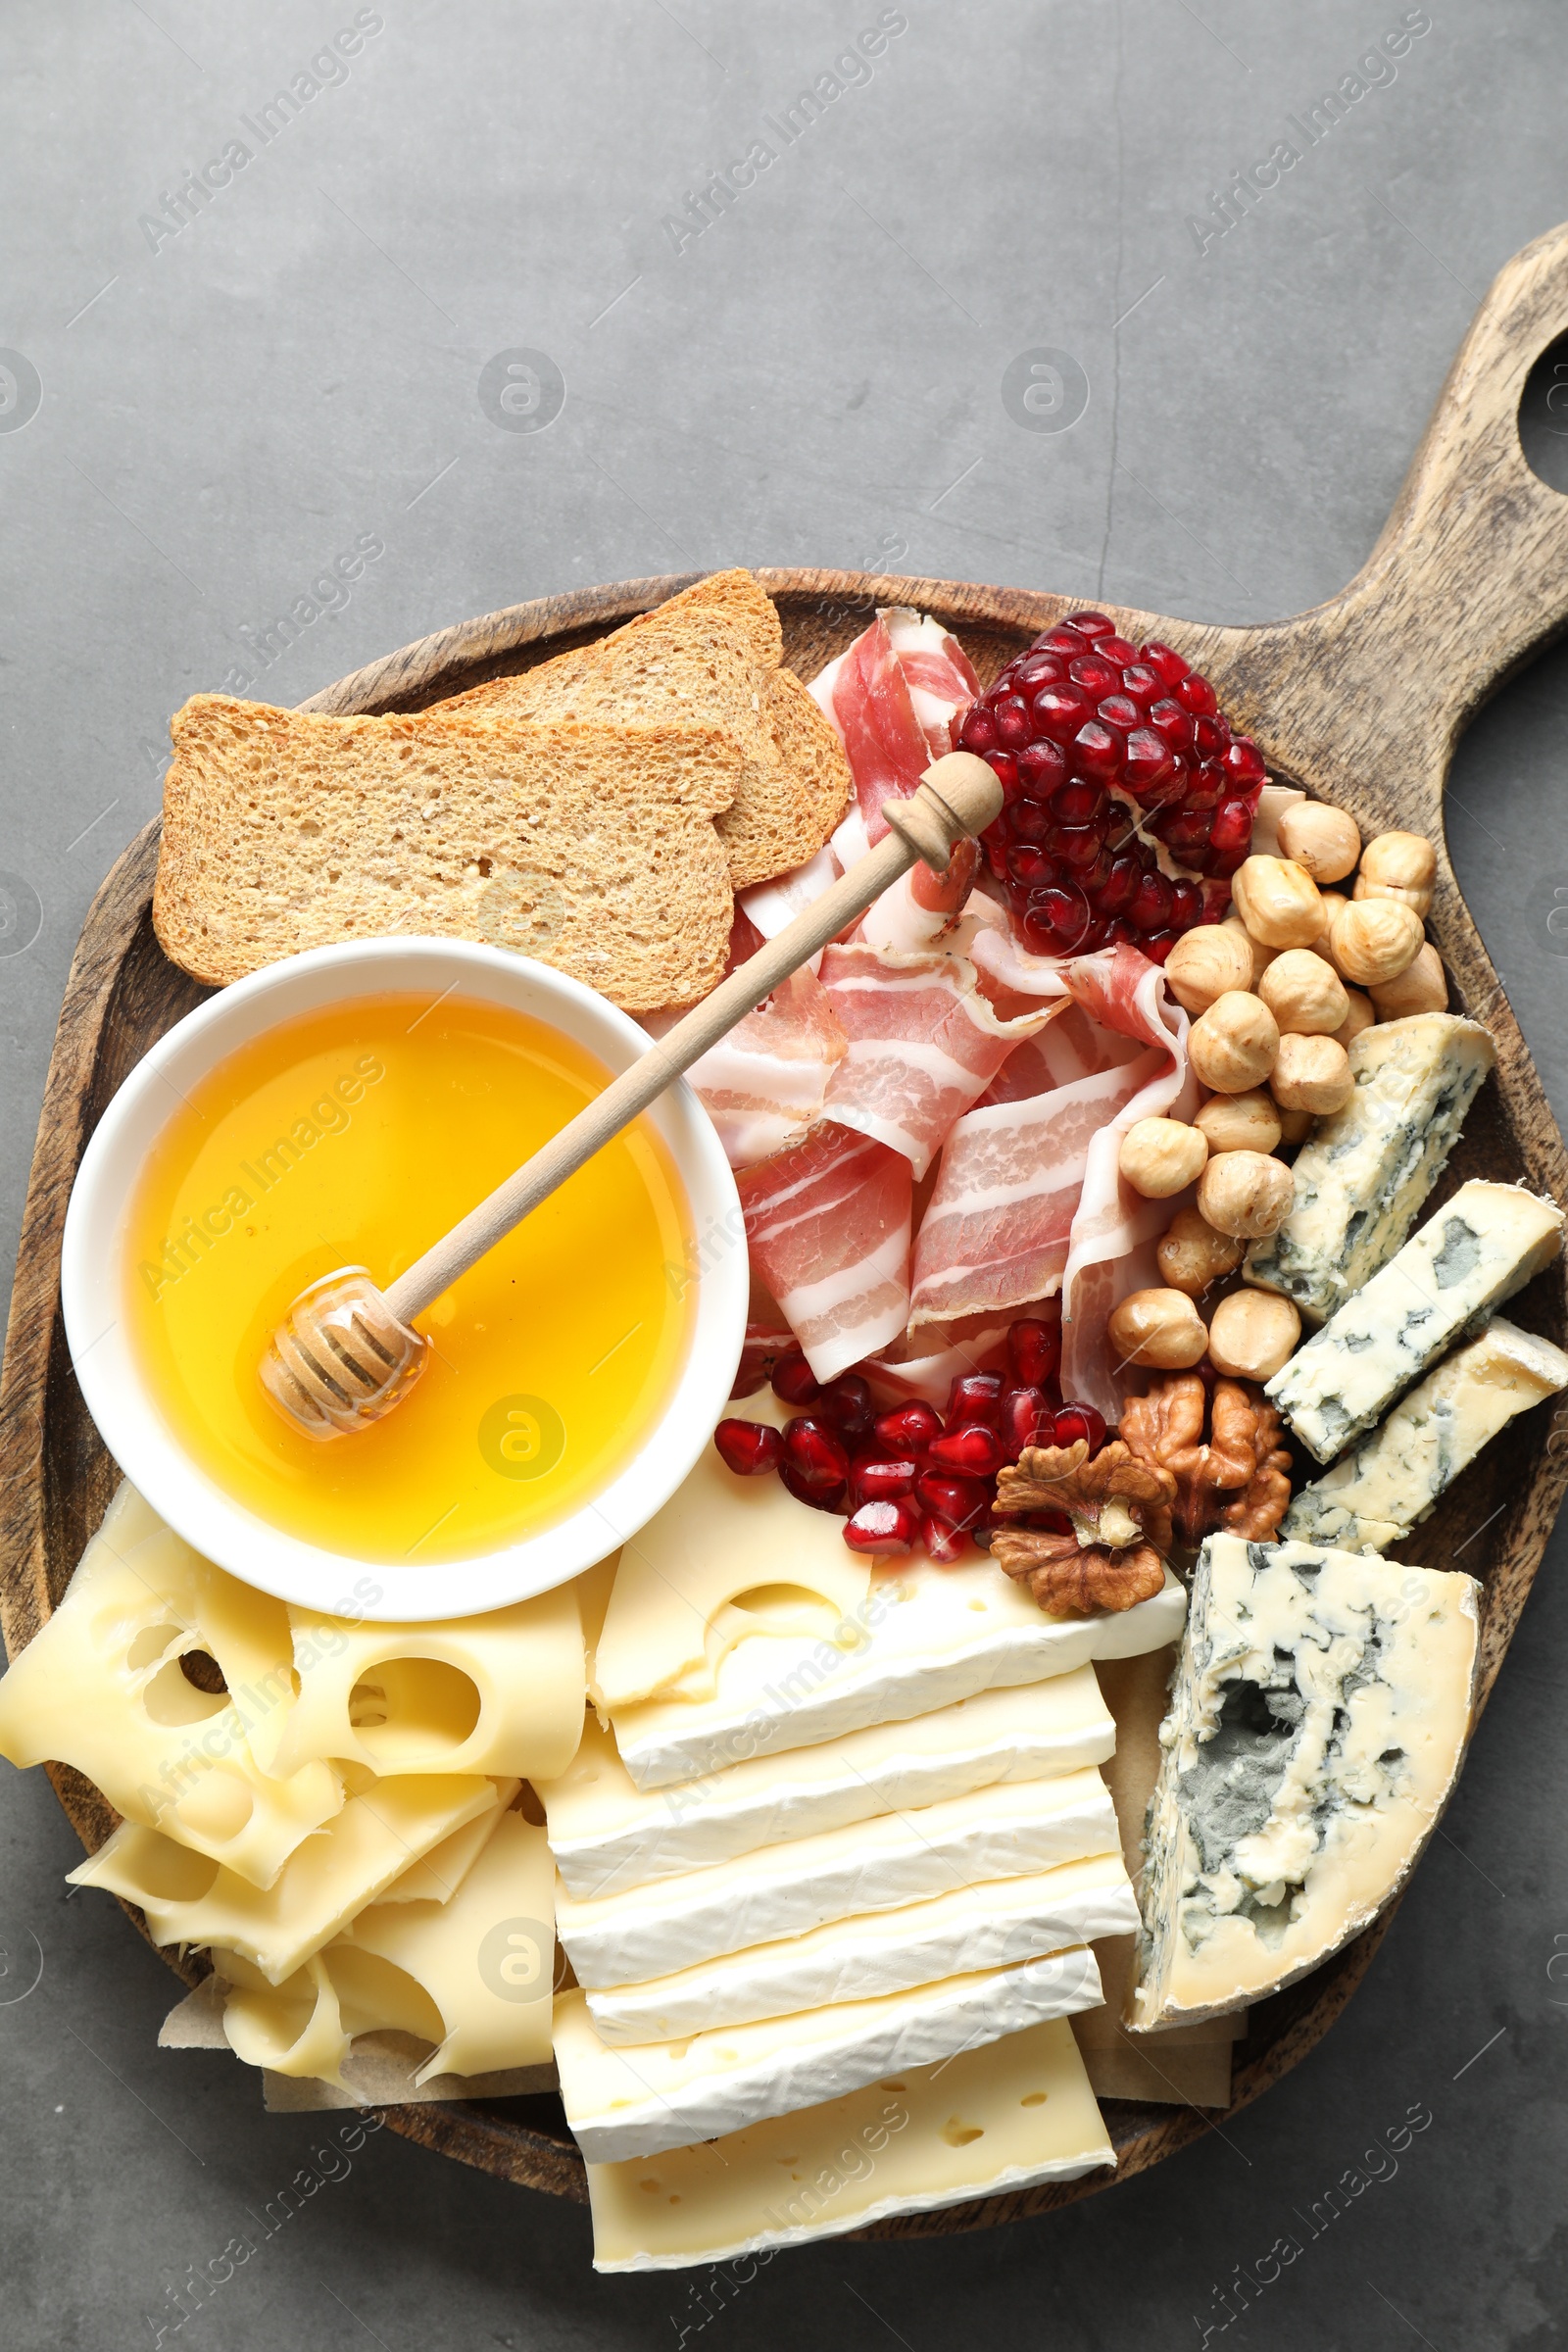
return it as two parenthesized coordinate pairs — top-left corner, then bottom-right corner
(3, 5), (1566, 2345)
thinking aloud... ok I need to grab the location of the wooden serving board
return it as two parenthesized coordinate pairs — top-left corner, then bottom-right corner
(6, 223), (1568, 2234)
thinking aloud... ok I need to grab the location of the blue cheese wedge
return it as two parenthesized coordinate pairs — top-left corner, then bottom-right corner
(1283, 1316), (1568, 1552)
(1131, 1535), (1479, 2029)
(557, 1957), (1106, 2163)
(1245, 1013), (1494, 1324)
(1266, 1178), (1565, 1463)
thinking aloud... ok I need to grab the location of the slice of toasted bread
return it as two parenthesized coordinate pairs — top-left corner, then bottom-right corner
(443, 571), (829, 888)
(762, 667), (853, 855)
(153, 695), (737, 1010)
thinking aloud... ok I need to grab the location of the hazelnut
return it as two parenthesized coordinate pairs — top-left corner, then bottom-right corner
(1275, 1103), (1315, 1145)
(1334, 987), (1377, 1050)
(1198, 1149), (1296, 1239)
(1329, 897), (1425, 987)
(1188, 991), (1280, 1094)
(1257, 948), (1350, 1036)
(1231, 855), (1327, 949)
(1276, 802), (1361, 884)
(1156, 1204), (1246, 1298)
(1368, 941), (1447, 1020)
(1223, 916), (1276, 991)
(1118, 1116), (1208, 1199)
(1207, 1290), (1302, 1381)
(1195, 1089), (1283, 1155)
(1272, 1032), (1354, 1115)
(1355, 830), (1436, 917)
(1164, 923), (1255, 1016)
(1106, 1287), (1209, 1371)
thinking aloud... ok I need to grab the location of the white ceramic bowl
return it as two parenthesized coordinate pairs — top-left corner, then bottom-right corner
(62, 937), (747, 1620)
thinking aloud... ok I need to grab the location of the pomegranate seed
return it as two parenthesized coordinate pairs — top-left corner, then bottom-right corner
(921, 1514), (970, 1565)
(1105, 914), (1138, 945)
(1038, 625), (1090, 659)
(782, 1416), (850, 1493)
(1148, 698), (1195, 754)
(1139, 640), (1189, 687)
(817, 1374), (875, 1445)
(1209, 841), (1250, 880)
(873, 1400), (942, 1451)
(781, 1464), (847, 1514)
(1193, 714), (1226, 760)
(1030, 682), (1092, 742)
(1223, 737), (1267, 788)
(994, 696), (1033, 750)
(1013, 653), (1064, 692)
(985, 751), (1020, 800)
(843, 1497), (919, 1555)
(850, 1454), (920, 1506)
(1141, 929), (1175, 963)
(1054, 1400), (1106, 1451)
(1017, 739), (1068, 799)
(1068, 654), (1121, 700)
(1160, 808), (1213, 858)
(926, 1422), (1005, 1477)
(1020, 885), (1091, 956)
(772, 1348), (820, 1406)
(958, 706), (998, 754)
(1052, 778), (1105, 825)
(1096, 853), (1142, 915)
(1123, 728), (1175, 798)
(1080, 845), (1116, 899)
(1007, 843), (1063, 893)
(945, 1371), (1003, 1427)
(1072, 719), (1122, 779)
(915, 1469), (990, 1526)
(1099, 634), (1138, 665)
(1077, 916), (1109, 951)
(1169, 879), (1204, 931)
(1130, 869), (1172, 931)
(1061, 611), (1114, 638)
(1097, 692), (1142, 733)
(1009, 798), (1055, 845)
(1176, 671), (1217, 718)
(1057, 823), (1106, 871)
(1119, 662), (1163, 710)
(713, 1419), (784, 1477)
(998, 1385), (1055, 1460)
(1008, 1314), (1061, 1387)
(1208, 796), (1254, 856)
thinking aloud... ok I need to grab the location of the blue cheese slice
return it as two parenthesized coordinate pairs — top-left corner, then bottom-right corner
(1245, 1013), (1494, 1324)
(1283, 1315), (1568, 1552)
(584, 2015), (1112, 2269)
(557, 1957), (1106, 2163)
(556, 1768), (1119, 1988)
(541, 1675), (1115, 1901)
(1266, 1178), (1565, 1463)
(1131, 1534), (1479, 2029)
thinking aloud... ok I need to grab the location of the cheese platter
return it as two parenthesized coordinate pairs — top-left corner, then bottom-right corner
(3, 222), (1568, 2257)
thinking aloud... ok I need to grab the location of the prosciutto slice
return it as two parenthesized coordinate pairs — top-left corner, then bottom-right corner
(879, 608), (979, 760)
(809, 614), (937, 843)
(817, 940), (1056, 1183)
(1057, 953), (1198, 1421)
(738, 1121), (913, 1383)
(685, 968), (848, 1171)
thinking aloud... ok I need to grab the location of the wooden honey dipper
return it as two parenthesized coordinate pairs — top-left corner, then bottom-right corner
(260, 752), (1003, 1440)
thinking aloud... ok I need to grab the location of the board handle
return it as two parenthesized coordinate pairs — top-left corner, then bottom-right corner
(1220, 219), (1568, 837)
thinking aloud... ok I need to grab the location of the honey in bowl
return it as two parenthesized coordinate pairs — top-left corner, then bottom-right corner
(123, 992), (694, 1567)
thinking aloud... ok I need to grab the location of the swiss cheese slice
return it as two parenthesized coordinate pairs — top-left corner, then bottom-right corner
(585, 1850), (1138, 2042)
(1133, 1534), (1479, 2028)
(555, 1767), (1119, 1988)
(68, 1774), (507, 1984)
(557, 1954), (1106, 2163)
(592, 1390), (871, 1710)
(611, 1554), (1187, 1791)
(584, 2014), (1113, 2269)
(256, 1585), (586, 1783)
(0, 1495), (342, 1886)
(540, 1671), (1116, 1900)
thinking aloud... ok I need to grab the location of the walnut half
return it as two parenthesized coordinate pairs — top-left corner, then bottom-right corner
(1118, 1372), (1292, 1549)
(991, 1439), (1177, 1618)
